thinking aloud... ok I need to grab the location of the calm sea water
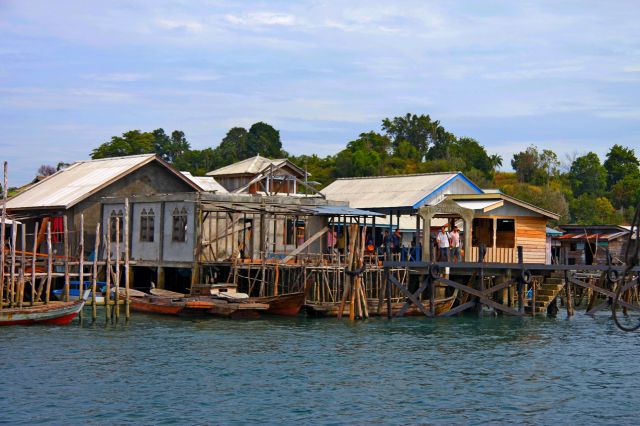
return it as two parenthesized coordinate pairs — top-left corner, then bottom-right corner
(1, 309), (639, 425)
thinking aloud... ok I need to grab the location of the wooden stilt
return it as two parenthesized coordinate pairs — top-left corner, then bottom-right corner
(18, 223), (25, 307)
(63, 215), (69, 302)
(78, 214), (84, 320)
(45, 221), (52, 304)
(124, 198), (130, 320)
(0, 162), (7, 310)
(31, 222), (38, 305)
(105, 218), (111, 320)
(565, 271), (574, 316)
(114, 215), (120, 321)
(92, 223), (100, 321)
(9, 223), (16, 306)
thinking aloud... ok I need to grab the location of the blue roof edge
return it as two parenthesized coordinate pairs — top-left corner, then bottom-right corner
(411, 172), (483, 209)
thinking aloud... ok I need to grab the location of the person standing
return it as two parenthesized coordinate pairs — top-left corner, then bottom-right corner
(436, 225), (450, 262)
(450, 226), (461, 262)
(392, 228), (402, 255)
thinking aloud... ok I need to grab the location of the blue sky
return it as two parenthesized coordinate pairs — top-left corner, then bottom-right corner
(1, 0), (639, 185)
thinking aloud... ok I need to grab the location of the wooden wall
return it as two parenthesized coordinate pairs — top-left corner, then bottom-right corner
(515, 216), (547, 263)
(468, 215), (547, 263)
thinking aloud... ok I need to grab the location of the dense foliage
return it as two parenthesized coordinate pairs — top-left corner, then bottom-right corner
(84, 114), (640, 225)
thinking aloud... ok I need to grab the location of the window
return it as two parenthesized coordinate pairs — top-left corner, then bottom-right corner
(495, 219), (515, 248)
(285, 219), (295, 245)
(172, 207), (188, 242)
(140, 208), (155, 242)
(472, 218), (493, 247)
(110, 210), (124, 242)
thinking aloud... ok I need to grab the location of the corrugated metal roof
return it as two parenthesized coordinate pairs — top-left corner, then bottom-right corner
(181, 172), (227, 193)
(311, 205), (383, 217)
(6, 154), (195, 210)
(206, 155), (304, 177)
(555, 231), (628, 241)
(321, 172), (459, 210)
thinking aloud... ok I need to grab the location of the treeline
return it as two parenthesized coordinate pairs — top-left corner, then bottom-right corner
(74, 113), (640, 225)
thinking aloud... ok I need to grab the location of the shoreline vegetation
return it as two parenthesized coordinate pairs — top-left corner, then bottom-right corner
(16, 113), (640, 226)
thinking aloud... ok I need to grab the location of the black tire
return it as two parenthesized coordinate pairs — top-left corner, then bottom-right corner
(612, 275), (640, 332)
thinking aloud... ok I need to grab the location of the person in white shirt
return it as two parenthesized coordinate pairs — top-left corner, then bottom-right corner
(436, 225), (450, 262)
(450, 226), (461, 262)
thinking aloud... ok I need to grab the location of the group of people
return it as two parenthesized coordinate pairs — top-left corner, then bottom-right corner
(435, 224), (462, 262)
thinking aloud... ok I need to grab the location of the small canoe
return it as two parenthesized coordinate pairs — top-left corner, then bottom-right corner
(0, 291), (89, 326)
(207, 299), (269, 319)
(150, 288), (185, 298)
(128, 294), (214, 316)
(305, 290), (458, 317)
(251, 292), (305, 316)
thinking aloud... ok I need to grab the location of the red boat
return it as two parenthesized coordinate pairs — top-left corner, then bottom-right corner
(128, 294), (215, 316)
(251, 292), (305, 316)
(0, 298), (87, 326)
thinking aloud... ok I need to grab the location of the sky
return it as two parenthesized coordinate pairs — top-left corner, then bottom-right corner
(1, 0), (640, 185)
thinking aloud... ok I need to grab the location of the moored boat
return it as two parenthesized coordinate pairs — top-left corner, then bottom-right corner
(251, 292), (305, 316)
(305, 290), (458, 317)
(0, 291), (89, 326)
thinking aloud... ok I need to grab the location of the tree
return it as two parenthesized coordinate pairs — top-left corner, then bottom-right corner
(611, 173), (640, 209)
(450, 137), (493, 179)
(569, 152), (607, 197)
(246, 122), (283, 158)
(603, 144), (640, 189)
(173, 148), (219, 176)
(511, 146), (540, 183)
(215, 127), (249, 166)
(37, 164), (56, 176)
(382, 113), (439, 160)
(153, 128), (191, 163)
(538, 149), (560, 186)
(570, 194), (622, 225)
(91, 130), (155, 159)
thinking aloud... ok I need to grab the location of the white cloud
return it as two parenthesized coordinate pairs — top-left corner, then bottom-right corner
(155, 18), (203, 33)
(224, 12), (297, 27)
(82, 73), (147, 82)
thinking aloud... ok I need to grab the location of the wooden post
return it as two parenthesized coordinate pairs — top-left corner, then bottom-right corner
(105, 217), (111, 320)
(92, 223), (100, 321)
(124, 198), (130, 320)
(114, 214), (120, 321)
(517, 246), (525, 314)
(0, 161), (7, 310)
(31, 222), (38, 305)
(531, 278), (537, 318)
(63, 215), (69, 302)
(565, 270), (574, 316)
(45, 221), (52, 304)
(18, 223), (25, 307)
(10, 221), (17, 306)
(78, 214), (84, 320)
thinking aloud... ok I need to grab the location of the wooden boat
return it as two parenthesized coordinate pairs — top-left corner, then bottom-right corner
(305, 290), (458, 317)
(251, 292), (305, 316)
(128, 294), (216, 316)
(53, 281), (107, 304)
(206, 298), (269, 319)
(0, 291), (89, 326)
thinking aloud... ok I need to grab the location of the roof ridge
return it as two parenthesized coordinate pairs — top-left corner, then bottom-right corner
(77, 153), (156, 163)
(333, 171), (460, 181)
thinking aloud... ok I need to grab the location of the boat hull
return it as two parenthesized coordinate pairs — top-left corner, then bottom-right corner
(0, 300), (85, 326)
(305, 294), (457, 318)
(251, 292), (305, 316)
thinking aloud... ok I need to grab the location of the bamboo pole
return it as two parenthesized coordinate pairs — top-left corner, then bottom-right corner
(114, 211), (120, 321)
(10, 221), (17, 306)
(31, 222), (38, 305)
(92, 223), (100, 321)
(18, 223), (25, 307)
(124, 198), (130, 320)
(0, 162), (7, 310)
(105, 218), (111, 320)
(63, 215), (69, 302)
(45, 221), (52, 304)
(78, 214), (84, 320)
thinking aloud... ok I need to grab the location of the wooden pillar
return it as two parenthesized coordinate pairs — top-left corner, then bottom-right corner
(78, 214), (84, 320)
(157, 266), (165, 289)
(0, 161), (6, 310)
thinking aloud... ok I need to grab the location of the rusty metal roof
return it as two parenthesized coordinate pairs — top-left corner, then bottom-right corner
(6, 154), (201, 210)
